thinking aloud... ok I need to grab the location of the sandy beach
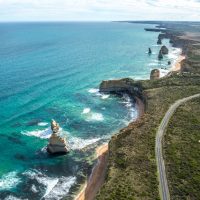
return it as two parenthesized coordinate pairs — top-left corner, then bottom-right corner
(171, 55), (186, 71)
(159, 54), (185, 78)
(75, 143), (109, 200)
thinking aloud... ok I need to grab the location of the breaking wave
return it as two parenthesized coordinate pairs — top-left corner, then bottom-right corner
(22, 127), (52, 139)
(0, 171), (21, 191)
(23, 170), (76, 200)
(88, 88), (110, 99)
(22, 126), (101, 150)
(82, 108), (91, 114)
(85, 112), (104, 122)
(68, 136), (101, 150)
(38, 122), (48, 127)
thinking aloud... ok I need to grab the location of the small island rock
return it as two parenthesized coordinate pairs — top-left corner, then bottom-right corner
(47, 119), (69, 154)
(148, 48), (152, 54)
(161, 45), (169, 55)
(157, 38), (162, 45)
(158, 50), (163, 60)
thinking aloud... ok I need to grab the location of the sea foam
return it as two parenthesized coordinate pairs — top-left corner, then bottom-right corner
(121, 93), (137, 120)
(88, 88), (110, 99)
(82, 108), (91, 114)
(85, 112), (104, 122)
(88, 88), (99, 94)
(44, 176), (76, 200)
(38, 122), (48, 126)
(23, 170), (76, 200)
(5, 196), (22, 200)
(22, 127), (52, 139)
(22, 127), (100, 150)
(0, 171), (21, 191)
(101, 94), (110, 99)
(69, 136), (101, 150)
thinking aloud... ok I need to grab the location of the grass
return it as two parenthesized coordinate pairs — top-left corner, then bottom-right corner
(164, 98), (200, 200)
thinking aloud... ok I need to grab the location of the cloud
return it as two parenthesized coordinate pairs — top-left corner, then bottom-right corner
(0, 0), (200, 21)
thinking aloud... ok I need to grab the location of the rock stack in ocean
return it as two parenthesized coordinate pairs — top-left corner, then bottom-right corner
(148, 48), (152, 54)
(150, 69), (160, 80)
(160, 45), (169, 55)
(158, 50), (163, 60)
(47, 119), (69, 154)
(157, 38), (162, 45)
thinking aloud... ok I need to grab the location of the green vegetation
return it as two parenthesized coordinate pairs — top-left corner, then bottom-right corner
(164, 98), (200, 200)
(96, 22), (200, 200)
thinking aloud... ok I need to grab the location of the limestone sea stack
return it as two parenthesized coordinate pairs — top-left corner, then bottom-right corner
(157, 38), (162, 45)
(158, 50), (163, 60)
(150, 69), (160, 80)
(47, 119), (69, 154)
(148, 48), (152, 54)
(160, 45), (169, 55)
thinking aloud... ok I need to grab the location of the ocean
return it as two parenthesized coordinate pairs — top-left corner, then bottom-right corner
(0, 22), (181, 199)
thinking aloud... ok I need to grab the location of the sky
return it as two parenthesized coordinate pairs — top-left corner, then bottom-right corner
(0, 0), (200, 22)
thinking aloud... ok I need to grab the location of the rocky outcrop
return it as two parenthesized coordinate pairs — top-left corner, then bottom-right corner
(157, 38), (162, 45)
(99, 78), (136, 94)
(158, 50), (163, 60)
(161, 45), (169, 55)
(51, 119), (59, 133)
(148, 48), (152, 54)
(145, 28), (163, 32)
(47, 120), (69, 154)
(150, 69), (160, 80)
(99, 78), (146, 110)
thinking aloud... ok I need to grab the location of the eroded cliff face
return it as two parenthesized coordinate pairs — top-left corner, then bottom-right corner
(47, 120), (69, 154)
(99, 78), (147, 110)
(99, 78), (136, 93)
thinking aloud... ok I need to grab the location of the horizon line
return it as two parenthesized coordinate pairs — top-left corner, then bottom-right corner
(0, 20), (200, 23)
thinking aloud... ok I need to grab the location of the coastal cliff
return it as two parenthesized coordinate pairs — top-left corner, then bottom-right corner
(95, 22), (200, 200)
(99, 78), (146, 107)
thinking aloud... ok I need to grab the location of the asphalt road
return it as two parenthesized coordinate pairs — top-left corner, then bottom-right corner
(155, 93), (200, 200)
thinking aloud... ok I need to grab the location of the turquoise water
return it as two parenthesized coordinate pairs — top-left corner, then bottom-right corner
(0, 22), (179, 199)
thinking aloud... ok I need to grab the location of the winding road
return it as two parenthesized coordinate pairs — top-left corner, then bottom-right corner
(155, 93), (200, 200)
